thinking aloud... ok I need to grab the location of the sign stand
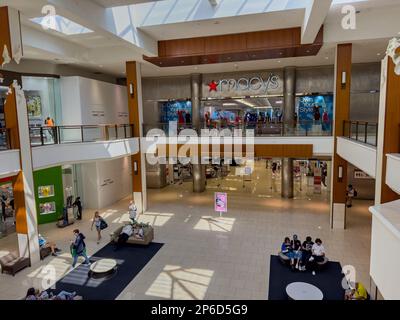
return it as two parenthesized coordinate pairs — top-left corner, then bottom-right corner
(214, 192), (227, 217)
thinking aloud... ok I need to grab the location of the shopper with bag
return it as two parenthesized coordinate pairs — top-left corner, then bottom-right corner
(91, 211), (107, 244)
(71, 229), (90, 268)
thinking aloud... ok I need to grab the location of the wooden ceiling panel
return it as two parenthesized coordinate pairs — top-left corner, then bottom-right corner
(144, 26), (324, 67)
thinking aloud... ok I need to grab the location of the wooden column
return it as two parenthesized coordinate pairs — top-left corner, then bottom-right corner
(0, 7), (12, 66)
(126, 61), (146, 213)
(0, 6), (22, 66)
(375, 57), (400, 204)
(330, 43), (352, 229)
(1, 10), (39, 262)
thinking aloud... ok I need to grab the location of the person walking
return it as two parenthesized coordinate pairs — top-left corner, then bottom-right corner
(72, 197), (83, 220)
(91, 211), (106, 244)
(128, 200), (137, 223)
(1, 194), (6, 222)
(346, 184), (356, 208)
(71, 229), (90, 268)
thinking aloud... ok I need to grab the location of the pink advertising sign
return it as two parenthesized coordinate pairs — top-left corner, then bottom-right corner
(214, 192), (228, 213)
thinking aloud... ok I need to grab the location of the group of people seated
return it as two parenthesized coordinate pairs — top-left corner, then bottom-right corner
(115, 222), (145, 250)
(280, 235), (326, 275)
(25, 288), (82, 300)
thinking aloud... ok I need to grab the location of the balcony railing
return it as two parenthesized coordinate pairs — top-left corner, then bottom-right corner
(0, 128), (11, 150)
(343, 120), (378, 147)
(143, 120), (333, 137)
(29, 124), (134, 147)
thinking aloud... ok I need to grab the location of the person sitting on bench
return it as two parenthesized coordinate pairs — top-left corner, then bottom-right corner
(115, 224), (134, 250)
(39, 234), (61, 257)
(345, 282), (368, 300)
(299, 236), (314, 271)
(309, 238), (325, 275)
(281, 237), (296, 270)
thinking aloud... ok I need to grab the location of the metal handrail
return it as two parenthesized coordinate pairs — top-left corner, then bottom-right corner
(29, 124), (134, 147)
(343, 120), (378, 147)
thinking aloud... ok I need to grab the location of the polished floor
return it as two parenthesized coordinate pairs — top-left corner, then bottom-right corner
(0, 174), (371, 300)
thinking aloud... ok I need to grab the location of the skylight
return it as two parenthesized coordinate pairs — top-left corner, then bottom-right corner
(30, 15), (94, 36)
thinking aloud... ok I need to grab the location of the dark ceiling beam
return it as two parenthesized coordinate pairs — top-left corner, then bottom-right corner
(143, 26), (323, 67)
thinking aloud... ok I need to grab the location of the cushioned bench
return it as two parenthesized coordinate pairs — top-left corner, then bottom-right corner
(40, 247), (52, 260)
(110, 224), (154, 246)
(0, 252), (31, 276)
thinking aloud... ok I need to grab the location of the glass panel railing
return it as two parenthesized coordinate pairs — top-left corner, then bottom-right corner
(29, 124), (134, 147)
(143, 121), (333, 137)
(343, 121), (378, 147)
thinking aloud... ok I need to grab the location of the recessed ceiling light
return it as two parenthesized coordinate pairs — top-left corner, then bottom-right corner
(277, 60), (281, 63)
(194, 66), (198, 70)
(325, 57), (329, 60)
(377, 53), (381, 56)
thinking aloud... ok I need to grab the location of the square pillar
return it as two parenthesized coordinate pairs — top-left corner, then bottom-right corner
(330, 43), (352, 229)
(126, 61), (147, 213)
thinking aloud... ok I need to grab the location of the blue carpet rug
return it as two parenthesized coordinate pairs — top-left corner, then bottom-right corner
(268, 255), (345, 300)
(50, 242), (163, 300)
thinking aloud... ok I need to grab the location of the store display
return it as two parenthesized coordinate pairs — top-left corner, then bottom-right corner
(38, 185), (55, 198)
(160, 100), (192, 123)
(297, 95), (333, 132)
(26, 94), (42, 117)
(39, 202), (56, 215)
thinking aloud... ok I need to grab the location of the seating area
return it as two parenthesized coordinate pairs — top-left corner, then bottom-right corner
(110, 222), (154, 246)
(0, 252), (30, 276)
(278, 236), (328, 274)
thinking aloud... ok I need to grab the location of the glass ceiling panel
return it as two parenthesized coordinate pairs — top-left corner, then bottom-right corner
(130, 0), (309, 27)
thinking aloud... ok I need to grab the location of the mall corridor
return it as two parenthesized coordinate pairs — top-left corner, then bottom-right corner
(0, 191), (371, 300)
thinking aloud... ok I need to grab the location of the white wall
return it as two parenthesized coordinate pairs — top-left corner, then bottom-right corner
(81, 157), (132, 210)
(386, 154), (400, 195)
(59, 76), (128, 126)
(57, 76), (132, 210)
(337, 137), (377, 178)
(80, 162), (99, 210)
(31, 138), (139, 170)
(370, 201), (400, 300)
(0, 150), (21, 178)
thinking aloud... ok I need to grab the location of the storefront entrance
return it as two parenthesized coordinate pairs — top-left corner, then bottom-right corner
(205, 158), (331, 201)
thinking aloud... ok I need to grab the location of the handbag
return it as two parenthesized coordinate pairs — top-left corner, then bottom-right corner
(100, 219), (108, 230)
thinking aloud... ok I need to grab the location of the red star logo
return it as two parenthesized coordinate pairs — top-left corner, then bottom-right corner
(208, 80), (219, 92)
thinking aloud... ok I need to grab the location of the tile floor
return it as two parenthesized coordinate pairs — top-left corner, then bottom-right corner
(0, 169), (372, 300)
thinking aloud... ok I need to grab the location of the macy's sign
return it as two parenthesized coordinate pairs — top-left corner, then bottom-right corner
(208, 73), (280, 94)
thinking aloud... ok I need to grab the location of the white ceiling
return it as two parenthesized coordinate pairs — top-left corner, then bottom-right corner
(4, 0), (398, 78)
